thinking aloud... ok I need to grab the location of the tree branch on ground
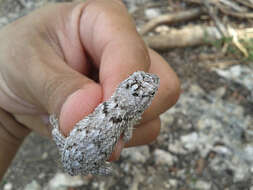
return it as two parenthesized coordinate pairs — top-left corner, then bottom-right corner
(143, 25), (253, 53)
(139, 8), (203, 35)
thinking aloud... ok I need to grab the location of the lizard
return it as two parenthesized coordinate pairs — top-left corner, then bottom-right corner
(49, 71), (159, 176)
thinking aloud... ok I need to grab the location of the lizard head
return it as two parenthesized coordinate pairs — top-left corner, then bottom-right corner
(116, 71), (160, 112)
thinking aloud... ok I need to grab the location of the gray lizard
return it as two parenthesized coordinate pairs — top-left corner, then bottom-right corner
(49, 71), (159, 176)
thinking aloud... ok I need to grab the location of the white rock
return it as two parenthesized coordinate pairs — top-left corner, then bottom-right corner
(99, 181), (105, 190)
(215, 65), (253, 91)
(195, 180), (211, 190)
(46, 173), (85, 190)
(121, 146), (150, 163)
(92, 182), (99, 189)
(213, 87), (226, 98)
(0, 17), (8, 27)
(154, 149), (175, 166)
(189, 84), (205, 96)
(168, 141), (187, 154)
(41, 152), (48, 160)
(3, 183), (12, 190)
(233, 165), (248, 182)
(123, 162), (131, 173)
(212, 146), (232, 155)
(38, 173), (45, 179)
(24, 181), (42, 190)
(168, 179), (178, 187)
(176, 169), (186, 177)
(230, 65), (242, 77)
(145, 8), (161, 19)
(244, 145), (253, 158)
(180, 132), (199, 151)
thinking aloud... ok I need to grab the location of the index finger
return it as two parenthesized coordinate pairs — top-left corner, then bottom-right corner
(79, 0), (150, 99)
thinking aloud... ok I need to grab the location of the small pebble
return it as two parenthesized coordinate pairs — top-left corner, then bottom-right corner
(145, 8), (161, 19)
(24, 181), (42, 190)
(3, 183), (12, 190)
(195, 180), (211, 190)
(154, 149), (175, 166)
(46, 173), (86, 190)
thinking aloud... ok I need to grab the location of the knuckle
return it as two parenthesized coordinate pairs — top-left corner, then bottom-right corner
(0, 108), (30, 143)
(43, 74), (69, 113)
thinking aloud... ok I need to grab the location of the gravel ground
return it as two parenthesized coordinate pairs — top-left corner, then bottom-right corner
(1, 0), (253, 190)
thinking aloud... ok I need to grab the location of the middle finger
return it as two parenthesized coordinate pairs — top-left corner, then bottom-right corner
(140, 49), (180, 125)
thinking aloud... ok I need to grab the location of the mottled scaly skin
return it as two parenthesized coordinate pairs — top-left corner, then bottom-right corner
(49, 71), (160, 176)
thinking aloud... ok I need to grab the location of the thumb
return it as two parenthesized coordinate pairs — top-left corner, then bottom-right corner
(58, 80), (102, 136)
(33, 59), (125, 160)
(25, 49), (124, 160)
(29, 57), (102, 136)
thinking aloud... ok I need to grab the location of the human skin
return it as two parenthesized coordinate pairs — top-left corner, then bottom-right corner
(0, 0), (180, 180)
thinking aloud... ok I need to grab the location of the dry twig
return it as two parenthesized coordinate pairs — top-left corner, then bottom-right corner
(207, 60), (239, 69)
(227, 26), (248, 57)
(143, 25), (221, 50)
(234, 0), (253, 9)
(219, 0), (247, 12)
(203, 0), (228, 37)
(143, 25), (253, 51)
(188, 0), (253, 18)
(139, 8), (203, 35)
(217, 4), (253, 18)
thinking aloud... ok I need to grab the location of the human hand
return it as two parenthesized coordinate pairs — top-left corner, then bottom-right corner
(0, 0), (180, 176)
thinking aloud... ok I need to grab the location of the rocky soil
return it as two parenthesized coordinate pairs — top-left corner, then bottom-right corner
(1, 0), (253, 189)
